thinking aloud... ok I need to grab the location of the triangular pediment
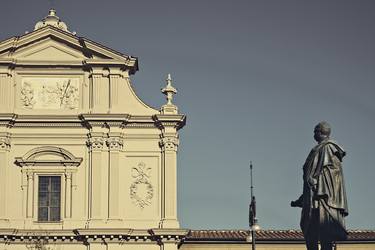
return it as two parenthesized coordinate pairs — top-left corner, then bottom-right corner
(0, 26), (138, 71)
(13, 38), (87, 61)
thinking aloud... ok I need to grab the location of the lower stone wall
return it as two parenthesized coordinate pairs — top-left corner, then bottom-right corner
(0, 243), (162, 250)
(2, 239), (375, 249)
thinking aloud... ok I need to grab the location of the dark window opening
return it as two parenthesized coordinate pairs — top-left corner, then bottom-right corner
(38, 176), (61, 222)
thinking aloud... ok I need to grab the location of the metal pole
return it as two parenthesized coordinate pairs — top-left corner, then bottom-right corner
(250, 162), (256, 250)
(250, 162), (254, 206)
(252, 229), (256, 250)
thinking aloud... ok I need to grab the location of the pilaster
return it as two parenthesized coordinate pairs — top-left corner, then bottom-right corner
(81, 114), (127, 227)
(64, 172), (73, 218)
(90, 68), (110, 113)
(87, 131), (107, 223)
(0, 69), (13, 113)
(154, 114), (186, 229)
(159, 134), (179, 228)
(109, 68), (123, 112)
(0, 133), (10, 222)
(107, 133), (123, 221)
(26, 171), (34, 219)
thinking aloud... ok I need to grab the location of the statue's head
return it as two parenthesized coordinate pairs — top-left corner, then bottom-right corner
(314, 121), (331, 143)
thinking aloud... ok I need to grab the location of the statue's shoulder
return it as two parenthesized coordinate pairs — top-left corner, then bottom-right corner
(325, 139), (344, 149)
(323, 139), (346, 160)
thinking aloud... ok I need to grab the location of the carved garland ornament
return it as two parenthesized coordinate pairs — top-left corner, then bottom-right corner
(130, 162), (154, 209)
(21, 78), (79, 110)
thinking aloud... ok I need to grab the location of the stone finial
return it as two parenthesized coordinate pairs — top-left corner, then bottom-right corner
(161, 74), (177, 105)
(161, 74), (178, 114)
(34, 9), (70, 33)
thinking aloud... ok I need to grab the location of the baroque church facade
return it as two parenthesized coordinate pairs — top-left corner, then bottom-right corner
(0, 10), (374, 250)
(0, 9), (187, 250)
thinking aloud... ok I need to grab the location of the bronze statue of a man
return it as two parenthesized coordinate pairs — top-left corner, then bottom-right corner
(291, 122), (348, 250)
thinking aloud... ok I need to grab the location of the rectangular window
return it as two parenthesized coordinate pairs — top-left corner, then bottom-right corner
(38, 176), (61, 222)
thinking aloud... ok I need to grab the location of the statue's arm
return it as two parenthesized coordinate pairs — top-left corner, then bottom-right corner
(291, 194), (303, 208)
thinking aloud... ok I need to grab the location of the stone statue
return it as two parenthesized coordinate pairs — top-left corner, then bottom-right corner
(291, 122), (348, 250)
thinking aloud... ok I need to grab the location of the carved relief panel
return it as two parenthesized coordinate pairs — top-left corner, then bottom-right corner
(130, 162), (154, 209)
(21, 77), (79, 110)
(123, 156), (159, 223)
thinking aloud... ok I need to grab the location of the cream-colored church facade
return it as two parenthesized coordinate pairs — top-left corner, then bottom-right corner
(0, 10), (187, 250)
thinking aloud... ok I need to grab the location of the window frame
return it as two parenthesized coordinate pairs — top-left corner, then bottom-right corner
(15, 146), (82, 224)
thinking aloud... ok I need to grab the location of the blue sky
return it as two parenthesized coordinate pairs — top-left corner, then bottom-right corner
(1, 0), (374, 230)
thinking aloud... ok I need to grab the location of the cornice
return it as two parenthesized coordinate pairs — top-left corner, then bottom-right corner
(0, 36), (17, 52)
(74, 228), (133, 237)
(6, 60), (84, 67)
(149, 228), (190, 237)
(0, 228), (189, 244)
(127, 115), (159, 129)
(1, 229), (375, 244)
(0, 113), (17, 128)
(12, 114), (83, 128)
(15, 159), (82, 167)
(0, 59), (134, 69)
(80, 114), (163, 129)
(0, 59), (16, 66)
(84, 58), (137, 70)
(153, 114), (186, 130)
(0, 27), (80, 56)
(79, 113), (130, 129)
(15, 114), (80, 122)
(149, 228), (190, 244)
(0, 113), (176, 129)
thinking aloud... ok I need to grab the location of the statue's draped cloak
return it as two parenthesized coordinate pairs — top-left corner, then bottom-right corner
(301, 139), (348, 241)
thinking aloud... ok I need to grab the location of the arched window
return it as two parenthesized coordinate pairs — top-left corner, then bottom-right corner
(15, 146), (82, 223)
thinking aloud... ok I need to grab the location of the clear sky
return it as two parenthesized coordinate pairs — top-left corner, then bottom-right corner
(1, 0), (374, 230)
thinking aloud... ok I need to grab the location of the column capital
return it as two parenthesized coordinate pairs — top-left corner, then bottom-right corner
(87, 136), (105, 151)
(160, 136), (179, 152)
(26, 171), (34, 180)
(64, 172), (73, 180)
(107, 137), (123, 151)
(0, 135), (11, 151)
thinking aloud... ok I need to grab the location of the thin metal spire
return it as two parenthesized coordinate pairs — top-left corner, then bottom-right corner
(249, 162), (256, 229)
(249, 161), (260, 250)
(250, 161), (254, 204)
